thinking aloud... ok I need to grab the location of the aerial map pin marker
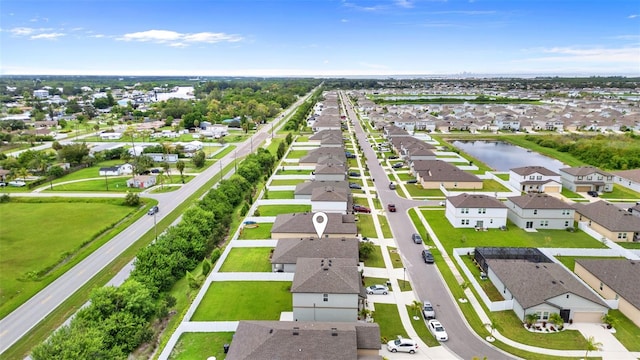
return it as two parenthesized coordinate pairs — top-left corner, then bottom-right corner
(312, 212), (328, 239)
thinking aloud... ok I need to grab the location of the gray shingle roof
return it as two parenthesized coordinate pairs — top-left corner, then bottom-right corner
(412, 160), (482, 183)
(291, 257), (362, 294)
(507, 193), (573, 209)
(311, 186), (349, 202)
(487, 259), (608, 309)
(575, 258), (640, 309)
(448, 193), (507, 209)
(315, 163), (346, 174)
(271, 212), (357, 236)
(271, 237), (359, 265)
(300, 148), (347, 164)
(226, 321), (381, 360)
(510, 166), (560, 176)
(559, 166), (613, 177)
(610, 169), (640, 183)
(295, 181), (349, 197)
(573, 200), (640, 231)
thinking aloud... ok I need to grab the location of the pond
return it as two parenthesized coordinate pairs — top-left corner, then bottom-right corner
(452, 140), (566, 172)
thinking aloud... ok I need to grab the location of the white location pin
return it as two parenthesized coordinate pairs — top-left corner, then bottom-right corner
(312, 212), (328, 239)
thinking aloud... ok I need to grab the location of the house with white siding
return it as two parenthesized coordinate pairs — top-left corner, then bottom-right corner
(445, 193), (508, 229)
(506, 194), (575, 230)
(509, 166), (562, 194)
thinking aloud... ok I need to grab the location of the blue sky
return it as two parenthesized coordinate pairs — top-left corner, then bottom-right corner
(1, 0), (639, 76)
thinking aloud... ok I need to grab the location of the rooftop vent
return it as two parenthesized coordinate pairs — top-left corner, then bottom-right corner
(331, 327), (338, 336)
(293, 327), (299, 335)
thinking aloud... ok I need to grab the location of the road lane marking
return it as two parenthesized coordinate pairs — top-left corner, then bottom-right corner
(41, 295), (52, 304)
(106, 246), (115, 254)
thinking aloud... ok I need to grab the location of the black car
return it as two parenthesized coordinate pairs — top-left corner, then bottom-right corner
(392, 163), (404, 169)
(147, 205), (159, 215)
(349, 183), (362, 189)
(388, 155), (399, 159)
(349, 172), (361, 177)
(587, 191), (599, 197)
(422, 249), (434, 263)
(406, 179), (418, 184)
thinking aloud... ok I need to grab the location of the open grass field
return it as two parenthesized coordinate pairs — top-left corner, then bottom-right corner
(237, 223), (273, 240)
(421, 209), (607, 253)
(374, 303), (408, 342)
(218, 247), (273, 272)
(255, 204), (311, 216)
(168, 332), (234, 360)
(191, 281), (292, 321)
(0, 198), (138, 317)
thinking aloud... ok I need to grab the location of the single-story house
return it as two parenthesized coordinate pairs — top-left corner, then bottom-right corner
(505, 194), (575, 230)
(271, 212), (358, 239)
(225, 321), (381, 360)
(271, 237), (359, 273)
(509, 166), (562, 194)
(574, 259), (640, 327)
(445, 193), (508, 229)
(144, 153), (179, 163)
(295, 180), (349, 200)
(98, 163), (133, 176)
(126, 175), (156, 189)
(411, 160), (483, 190)
(291, 257), (366, 322)
(100, 132), (123, 140)
(559, 166), (614, 193)
(573, 201), (640, 242)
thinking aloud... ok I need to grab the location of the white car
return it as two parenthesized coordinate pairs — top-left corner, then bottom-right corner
(427, 319), (448, 341)
(8, 181), (26, 187)
(366, 284), (389, 295)
(386, 338), (418, 353)
(422, 301), (436, 319)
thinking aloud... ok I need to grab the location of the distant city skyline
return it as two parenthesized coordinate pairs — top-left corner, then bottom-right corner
(1, 0), (639, 77)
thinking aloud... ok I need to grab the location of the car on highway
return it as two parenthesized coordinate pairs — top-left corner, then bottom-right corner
(422, 249), (434, 263)
(427, 319), (448, 341)
(366, 284), (389, 295)
(386, 337), (418, 354)
(387, 204), (396, 212)
(422, 301), (436, 319)
(412, 233), (423, 244)
(147, 205), (159, 215)
(349, 183), (362, 189)
(392, 162), (404, 169)
(353, 205), (371, 213)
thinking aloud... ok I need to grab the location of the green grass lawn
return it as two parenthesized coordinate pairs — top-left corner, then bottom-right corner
(600, 184), (640, 200)
(264, 190), (295, 199)
(363, 245), (385, 268)
(460, 255), (504, 301)
(396, 173), (415, 181)
(378, 216), (393, 238)
(408, 209), (430, 245)
(256, 204), (311, 216)
(608, 310), (640, 351)
(356, 214), (377, 238)
(555, 256), (624, 271)
(48, 177), (140, 192)
(276, 169), (312, 175)
(618, 241), (640, 249)
(168, 332), (234, 360)
(364, 277), (392, 290)
(0, 198), (138, 317)
(238, 223), (273, 240)
(219, 248), (273, 272)
(405, 305), (441, 347)
(561, 188), (581, 199)
(421, 210), (607, 253)
(387, 247), (404, 269)
(495, 173), (510, 181)
(353, 197), (369, 206)
(404, 184), (443, 197)
(192, 281), (292, 321)
(269, 179), (307, 186)
(374, 303), (408, 342)
(480, 179), (510, 192)
(211, 145), (236, 159)
(286, 149), (308, 159)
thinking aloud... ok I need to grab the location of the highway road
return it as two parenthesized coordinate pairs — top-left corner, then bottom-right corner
(340, 91), (514, 360)
(0, 91), (313, 355)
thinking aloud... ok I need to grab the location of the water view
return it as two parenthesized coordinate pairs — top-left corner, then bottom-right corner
(452, 140), (566, 172)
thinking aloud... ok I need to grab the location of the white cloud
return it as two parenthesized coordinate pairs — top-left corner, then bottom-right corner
(628, 14), (638, 19)
(30, 32), (65, 40)
(118, 29), (243, 46)
(10, 27), (36, 36)
(394, 0), (414, 8)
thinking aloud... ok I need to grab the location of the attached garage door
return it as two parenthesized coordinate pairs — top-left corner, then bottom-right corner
(544, 186), (560, 193)
(576, 185), (591, 192)
(572, 312), (602, 323)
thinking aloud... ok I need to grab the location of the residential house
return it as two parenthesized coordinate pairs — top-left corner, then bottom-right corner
(144, 153), (179, 163)
(308, 129), (343, 144)
(559, 166), (614, 193)
(271, 212), (357, 239)
(100, 132), (123, 140)
(295, 181), (349, 200)
(313, 163), (346, 182)
(572, 201), (640, 242)
(126, 175), (156, 189)
(299, 148), (346, 167)
(411, 160), (483, 190)
(225, 321), (381, 360)
(445, 193), (508, 229)
(574, 259), (640, 327)
(610, 169), (640, 193)
(509, 166), (562, 193)
(271, 237), (359, 273)
(505, 194), (575, 230)
(291, 257), (365, 322)
(310, 186), (351, 214)
(98, 163), (133, 176)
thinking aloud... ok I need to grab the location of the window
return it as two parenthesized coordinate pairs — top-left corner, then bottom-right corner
(565, 221), (570, 227)
(462, 219), (469, 225)
(533, 209), (538, 215)
(599, 282), (603, 291)
(461, 208), (469, 214)
(323, 293), (328, 302)
(578, 176), (583, 180)
(529, 176), (535, 180)
(562, 209), (570, 215)
(540, 220), (549, 227)
(618, 233), (627, 240)
(540, 311), (549, 320)
(536, 176), (542, 180)
(478, 208), (486, 214)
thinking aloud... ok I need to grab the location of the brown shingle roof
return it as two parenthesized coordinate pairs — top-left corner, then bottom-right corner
(271, 237), (359, 265)
(291, 257), (362, 294)
(412, 160), (482, 183)
(295, 181), (349, 197)
(507, 194), (573, 209)
(560, 166), (613, 177)
(311, 186), (349, 202)
(448, 193), (507, 209)
(510, 166), (560, 176)
(575, 258), (640, 309)
(573, 201), (640, 231)
(271, 212), (357, 236)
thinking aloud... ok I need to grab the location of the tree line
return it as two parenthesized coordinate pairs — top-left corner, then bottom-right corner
(31, 146), (280, 359)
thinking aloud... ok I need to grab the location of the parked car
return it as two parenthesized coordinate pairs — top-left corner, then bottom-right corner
(387, 204), (396, 212)
(8, 181), (26, 187)
(366, 284), (389, 295)
(386, 338), (418, 354)
(406, 179), (418, 184)
(388, 182), (396, 190)
(349, 183), (362, 189)
(438, 201), (446, 206)
(345, 152), (356, 159)
(349, 171), (361, 177)
(427, 319), (448, 341)
(412, 233), (423, 244)
(392, 162), (404, 169)
(422, 249), (434, 263)
(150, 168), (161, 174)
(0, 182), (6, 187)
(422, 301), (436, 319)
(353, 205), (371, 213)
(587, 190), (599, 197)
(388, 155), (399, 159)
(147, 205), (159, 215)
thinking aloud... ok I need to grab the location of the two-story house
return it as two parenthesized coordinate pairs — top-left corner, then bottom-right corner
(445, 193), (508, 229)
(559, 166), (614, 194)
(573, 201), (640, 242)
(310, 186), (351, 214)
(509, 166), (562, 194)
(271, 237), (359, 273)
(505, 194), (575, 230)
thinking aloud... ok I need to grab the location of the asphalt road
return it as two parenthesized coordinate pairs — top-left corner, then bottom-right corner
(0, 91), (313, 355)
(340, 91), (514, 360)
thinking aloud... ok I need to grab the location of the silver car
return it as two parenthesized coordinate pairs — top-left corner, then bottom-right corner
(366, 284), (389, 295)
(422, 301), (435, 319)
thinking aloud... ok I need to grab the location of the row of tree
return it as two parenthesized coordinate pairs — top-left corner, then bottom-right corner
(32, 146), (278, 359)
(282, 90), (322, 131)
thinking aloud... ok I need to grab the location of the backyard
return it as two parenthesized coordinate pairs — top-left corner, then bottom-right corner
(237, 223), (273, 240)
(255, 204), (311, 216)
(218, 247), (273, 272)
(168, 332), (234, 360)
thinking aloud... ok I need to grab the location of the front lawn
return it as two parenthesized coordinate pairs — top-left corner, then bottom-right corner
(378, 216), (393, 238)
(404, 184), (443, 197)
(374, 303), (408, 342)
(255, 204), (311, 216)
(421, 210), (607, 253)
(356, 214), (377, 238)
(238, 223), (273, 240)
(168, 332), (234, 360)
(276, 169), (312, 175)
(286, 150), (308, 159)
(363, 245), (385, 268)
(387, 247), (404, 269)
(599, 184), (640, 201)
(364, 277), (392, 290)
(192, 281), (292, 321)
(218, 247), (273, 272)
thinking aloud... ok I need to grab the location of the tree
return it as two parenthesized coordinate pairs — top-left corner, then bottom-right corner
(192, 150), (206, 168)
(276, 141), (286, 159)
(162, 162), (171, 182)
(410, 300), (422, 317)
(524, 313), (539, 328)
(16, 167), (30, 182)
(124, 192), (140, 206)
(584, 336), (602, 359)
(548, 313), (564, 329)
(57, 143), (90, 166)
(47, 165), (65, 190)
(358, 241), (375, 260)
(176, 160), (186, 183)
